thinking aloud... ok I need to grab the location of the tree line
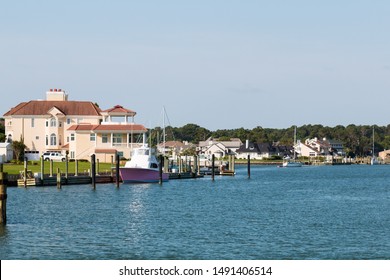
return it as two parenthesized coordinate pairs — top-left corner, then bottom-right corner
(2, 119), (389, 157)
(151, 123), (390, 157)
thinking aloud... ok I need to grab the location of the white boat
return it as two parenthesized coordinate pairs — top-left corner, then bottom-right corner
(119, 134), (169, 183)
(281, 126), (302, 167)
(282, 157), (303, 167)
(371, 126), (379, 165)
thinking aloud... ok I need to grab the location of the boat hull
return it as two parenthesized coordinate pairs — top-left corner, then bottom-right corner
(280, 161), (303, 167)
(119, 167), (169, 183)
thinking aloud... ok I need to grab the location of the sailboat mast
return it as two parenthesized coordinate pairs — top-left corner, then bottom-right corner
(372, 126), (375, 157)
(163, 106), (166, 156)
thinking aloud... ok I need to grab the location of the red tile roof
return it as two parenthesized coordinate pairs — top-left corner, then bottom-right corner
(3, 100), (101, 116)
(102, 105), (136, 115)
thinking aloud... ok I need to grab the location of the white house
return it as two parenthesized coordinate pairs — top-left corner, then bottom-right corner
(198, 137), (242, 158)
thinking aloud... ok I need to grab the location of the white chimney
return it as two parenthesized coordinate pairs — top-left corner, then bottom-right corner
(46, 88), (68, 101)
(246, 140), (249, 149)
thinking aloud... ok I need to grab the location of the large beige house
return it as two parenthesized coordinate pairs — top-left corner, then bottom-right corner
(3, 89), (147, 162)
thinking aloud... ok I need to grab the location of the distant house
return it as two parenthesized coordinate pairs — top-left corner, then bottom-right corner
(379, 149), (390, 161)
(204, 142), (228, 159)
(0, 142), (13, 163)
(157, 141), (196, 157)
(235, 141), (292, 160)
(198, 137), (242, 158)
(295, 141), (320, 157)
(296, 137), (345, 157)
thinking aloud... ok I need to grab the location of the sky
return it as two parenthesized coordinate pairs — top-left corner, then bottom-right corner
(1, 0), (390, 130)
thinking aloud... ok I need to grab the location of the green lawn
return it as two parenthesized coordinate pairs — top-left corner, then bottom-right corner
(2, 161), (117, 175)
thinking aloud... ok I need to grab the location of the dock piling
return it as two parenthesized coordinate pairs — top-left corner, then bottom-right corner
(56, 168), (61, 189)
(75, 159), (78, 176)
(111, 156), (114, 177)
(116, 154), (120, 188)
(194, 155), (198, 177)
(247, 155), (251, 179)
(40, 155), (44, 186)
(24, 158), (28, 188)
(159, 155), (163, 185)
(0, 164), (7, 225)
(91, 154), (96, 189)
(65, 152), (69, 180)
(50, 159), (53, 177)
(212, 154), (215, 181)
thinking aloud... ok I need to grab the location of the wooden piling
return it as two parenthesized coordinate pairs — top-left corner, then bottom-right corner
(212, 154), (215, 181)
(50, 159), (53, 177)
(197, 155), (200, 175)
(194, 155), (198, 176)
(232, 155), (235, 174)
(116, 154), (120, 188)
(247, 155), (251, 179)
(0, 164), (7, 225)
(40, 155), (44, 186)
(111, 155), (114, 177)
(56, 168), (61, 189)
(65, 153), (69, 180)
(24, 158), (28, 188)
(159, 155), (163, 185)
(91, 154), (96, 189)
(75, 159), (79, 176)
(96, 159), (100, 175)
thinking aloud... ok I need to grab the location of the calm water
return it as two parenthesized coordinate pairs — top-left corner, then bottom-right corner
(1, 165), (389, 260)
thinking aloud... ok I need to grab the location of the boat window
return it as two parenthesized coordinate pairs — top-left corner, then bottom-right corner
(150, 163), (158, 168)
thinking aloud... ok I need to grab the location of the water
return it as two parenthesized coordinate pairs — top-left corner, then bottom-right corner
(1, 165), (389, 260)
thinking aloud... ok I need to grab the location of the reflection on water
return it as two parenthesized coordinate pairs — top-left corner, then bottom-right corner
(1, 165), (390, 260)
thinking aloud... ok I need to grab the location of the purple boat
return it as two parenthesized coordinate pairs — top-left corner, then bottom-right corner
(119, 144), (169, 183)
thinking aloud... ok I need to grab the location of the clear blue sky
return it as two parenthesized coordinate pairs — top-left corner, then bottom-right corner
(1, 0), (389, 130)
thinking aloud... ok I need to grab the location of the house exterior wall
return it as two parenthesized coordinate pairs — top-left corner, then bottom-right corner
(297, 143), (319, 157)
(235, 152), (262, 160)
(3, 91), (147, 163)
(5, 114), (101, 155)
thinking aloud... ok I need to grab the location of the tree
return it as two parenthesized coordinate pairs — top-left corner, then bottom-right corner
(12, 137), (27, 162)
(0, 118), (4, 142)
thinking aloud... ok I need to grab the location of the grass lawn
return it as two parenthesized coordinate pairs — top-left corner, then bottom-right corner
(2, 161), (117, 175)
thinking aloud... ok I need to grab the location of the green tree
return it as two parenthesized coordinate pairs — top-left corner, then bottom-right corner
(12, 137), (27, 161)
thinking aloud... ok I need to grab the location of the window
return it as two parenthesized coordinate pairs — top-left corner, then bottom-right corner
(50, 133), (57, 146)
(50, 118), (56, 127)
(102, 134), (108, 143)
(70, 151), (75, 159)
(46, 120), (49, 127)
(36, 136), (39, 140)
(46, 135), (49, 145)
(31, 118), (35, 128)
(67, 118), (71, 125)
(70, 134), (75, 141)
(113, 133), (122, 144)
(90, 133), (96, 141)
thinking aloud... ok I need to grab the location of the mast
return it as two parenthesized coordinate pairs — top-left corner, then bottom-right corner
(372, 126), (375, 158)
(163, 106), (166, 156)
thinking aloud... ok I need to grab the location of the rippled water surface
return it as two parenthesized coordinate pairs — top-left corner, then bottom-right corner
(1, 165), (389, 259)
